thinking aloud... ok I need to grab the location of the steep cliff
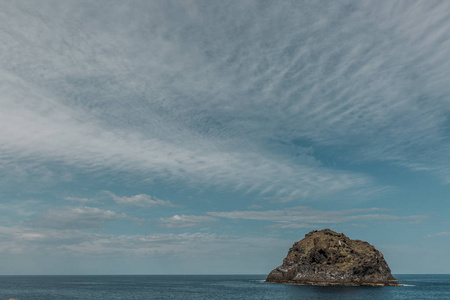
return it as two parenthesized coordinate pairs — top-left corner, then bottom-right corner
(266, 229), (400, 286)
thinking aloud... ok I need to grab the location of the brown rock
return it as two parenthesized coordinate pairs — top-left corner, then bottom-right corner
(266, 229), (400, 286)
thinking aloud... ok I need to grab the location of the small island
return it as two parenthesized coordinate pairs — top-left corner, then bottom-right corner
(266, 229), (401, 286)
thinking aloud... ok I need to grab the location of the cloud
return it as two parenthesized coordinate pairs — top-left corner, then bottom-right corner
(266, 223), (319, 229)
(27, 206), (132, 230)
(65, 197), (96, 203)
(0, 70), (372, 198)
(425, 232), (450, 238)
(0, 200), (41, 219)
(106, 191), (174, 207)
(159, 215), (217, 229)
(1, 0), (450, 200)
(0, 225), (284, 258)
(0, 1), (386, 199)
(207, 207), (428, 228)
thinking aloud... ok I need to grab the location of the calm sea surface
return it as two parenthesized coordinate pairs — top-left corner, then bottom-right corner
(0, 274), (448, 299)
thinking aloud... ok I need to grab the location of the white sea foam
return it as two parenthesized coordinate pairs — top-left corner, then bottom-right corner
(401, 284), (416, 287)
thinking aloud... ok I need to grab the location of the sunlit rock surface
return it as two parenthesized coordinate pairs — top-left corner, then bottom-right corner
(266, 229), (400, 286)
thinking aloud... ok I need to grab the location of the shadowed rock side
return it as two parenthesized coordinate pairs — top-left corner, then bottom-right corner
(266, 229), (400, 286)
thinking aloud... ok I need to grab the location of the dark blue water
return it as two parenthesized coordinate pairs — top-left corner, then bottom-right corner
(0, 274), (448, 299)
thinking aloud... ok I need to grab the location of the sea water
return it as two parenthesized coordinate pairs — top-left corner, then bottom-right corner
(0, 274), (448, 299)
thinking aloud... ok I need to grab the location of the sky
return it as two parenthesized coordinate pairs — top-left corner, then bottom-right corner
(0, 0), (449, 275)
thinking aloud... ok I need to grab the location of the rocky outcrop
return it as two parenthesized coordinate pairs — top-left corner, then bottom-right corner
(266, 229), (400, 286)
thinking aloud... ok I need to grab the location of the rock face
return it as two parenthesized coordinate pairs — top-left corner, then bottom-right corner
(266, 229), (400, 286)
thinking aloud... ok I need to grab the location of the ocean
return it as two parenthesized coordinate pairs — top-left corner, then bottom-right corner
(0, 274), (448, 299)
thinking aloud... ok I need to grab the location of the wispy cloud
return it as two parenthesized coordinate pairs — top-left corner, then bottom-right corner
(65, 197), (96, 204)
(208, 207), (428, 228)
(0, 2), (449, 199)
(1, 0), (449, 274)
(0, 1), (407, 198)
(0, 200), (41, 219)
(425, 232), (450, 238)
(106, 191), (174, 207)
(0, 225), (284, 258)
(0, 69), (371, 198)
(27, 206), (133, 230)
(159, 215), (217, 229)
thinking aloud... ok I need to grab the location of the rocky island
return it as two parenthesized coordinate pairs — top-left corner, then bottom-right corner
(266, 229), (400, 286)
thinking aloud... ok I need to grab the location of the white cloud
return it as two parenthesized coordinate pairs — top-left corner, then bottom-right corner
(0, 70), (371, 198)
(0, 225), (284, 259)
(267, 223), (318, 229)
(159, 215), (217, 229)
(28, 206), (132, 230)
(1, 1), (450, 198)
(0, 1), (448, 275)
(106, 191), (174, 207)
(425, 232), (450, 238)
(207, 207), (428, 228)
(0, 200), (41, 219)
(65, 197), (96, 203)
(0, 1), (387, 199)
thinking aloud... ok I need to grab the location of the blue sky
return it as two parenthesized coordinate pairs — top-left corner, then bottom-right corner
(0, 0), (449, 274)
